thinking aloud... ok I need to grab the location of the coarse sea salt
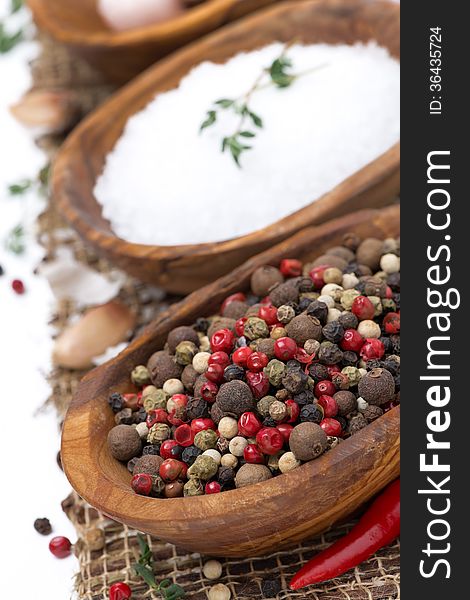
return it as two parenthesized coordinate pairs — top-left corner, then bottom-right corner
(94, 42), (400, 246)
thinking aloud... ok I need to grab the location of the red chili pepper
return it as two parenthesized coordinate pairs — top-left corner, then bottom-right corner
(290, 479), (400, 590)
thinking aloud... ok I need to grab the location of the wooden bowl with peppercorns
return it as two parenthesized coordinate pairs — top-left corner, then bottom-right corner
(27, 0), (278, 84)
(61, 204), (400, 558)
(52, 0), (400, 295)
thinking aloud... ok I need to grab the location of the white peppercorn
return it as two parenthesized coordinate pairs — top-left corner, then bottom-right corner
(162, 378), (184, 395)
(380, 253), (400, 274)
(317, 294), (335, 308)
(357, 397), (369, 411)
(203, 560), (223, 580)
(135, 422), (149, 440)
(357, 320), (381, 338)
(218, 416), (239, 439)
(327, 308), (342, 323)
(321, 283), (343, 301)
(193, 351), (211, 374)
(202, 449), (222, 465)
(228, 436), (248, 457)
(342, 273), (359, 289)
(278, 451), (301, 473)
(199, 336), (211, 353)
(220, 454), (238, 468)
(323, 267), (343, 285)
(208, 583), (231, 600)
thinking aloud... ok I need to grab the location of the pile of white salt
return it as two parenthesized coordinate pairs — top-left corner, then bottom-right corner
(94, 42), (400, 246)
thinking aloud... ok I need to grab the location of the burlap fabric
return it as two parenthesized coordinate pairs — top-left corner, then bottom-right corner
(32, 34), (400, 600)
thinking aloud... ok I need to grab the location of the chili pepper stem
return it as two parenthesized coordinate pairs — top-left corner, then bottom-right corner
(290, 479), (400, 590)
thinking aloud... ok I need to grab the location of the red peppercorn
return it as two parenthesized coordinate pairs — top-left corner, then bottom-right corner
(256, 427), (284, 455)
(238, 412), (262, 436)
(233, 346), (253, 368)
(11, 278), (25, 295)
(221, 292), (246, 313)
(109, 582), (132, 600)
(146, 409), (169, 428)
(160, 440), (182, 460)
(244, 443), (265, 464)
(285, 399), (300, 423)
(131, 473), (153, 496)
(205, 363), (225, 384)
(260, 296), (272, 305)
(246, 371), (270, 399)
(200, 380), (218, 403)
(320, 418), (343, 437)
(190, 418), (216, 434)
(340, 329), (364, 352)
(167, 410), (186, 427)
(360, 338), (385, 361)
(174, 424), (195, 447)
(351, 296), (375, 320)
(209, 351), (230, 368)
(205, 481), (222, 494)
(280, 258), (302, 277)
(295, 348), (314, 364)
(159, 459), (187, 482)
(246, 351), (269, 372)
(314, 380), (336, 397)
(383, 312), (400, 334)
(210, 328), (235, 353)
(168, 393), (188, 411)
(235, 317), (247, 337)
(49, 536), (72, 559)
(274, 337), (298, 361)
(309, 265), (330, 289)
(327, 365), (341, 378)
(276, 423), (294, 442)
(385, 285), (393, 299)
(258, 305), (278, 326)
(318, 395), (339, 418)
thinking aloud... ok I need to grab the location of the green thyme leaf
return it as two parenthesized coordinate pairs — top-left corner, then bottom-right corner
(200, 110), (217, 132)
(38, 163), (51, 191)
(248, 111), (263, 128)
(214, 98), (234, 108)
(8, 179), (33, 196)
(269, 55), (296, 88)
(136, 533), (153, 566)
(5, 224), (26, 255)
(0, 24), (23, 54)
(239, 131), (255, 138)
(11, 0), (23, 13)
(158, 579), (186, 599)
(134, 563), (158, 589)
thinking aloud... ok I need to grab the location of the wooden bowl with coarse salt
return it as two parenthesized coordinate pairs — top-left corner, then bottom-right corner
(27, 0), (278, 84)
(52, 0), (400, 295)
(61, 204), (400, 558)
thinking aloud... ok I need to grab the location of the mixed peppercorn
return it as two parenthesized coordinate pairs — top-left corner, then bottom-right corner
(106, 233), (400, 498)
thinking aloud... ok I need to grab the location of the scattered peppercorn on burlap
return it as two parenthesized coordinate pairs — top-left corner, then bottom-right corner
(33, 33), (400, 600)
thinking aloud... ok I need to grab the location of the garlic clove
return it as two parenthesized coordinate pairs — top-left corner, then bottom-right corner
(53, 301), (135, 369)
(10, 89), (80, 134)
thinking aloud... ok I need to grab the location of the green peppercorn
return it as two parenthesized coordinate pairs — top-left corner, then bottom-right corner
(175, 340), (198, 366)
(244, 317), (270, 340)
(264, 359), (287, 386)
(147, 423), (171, 444)
(257, 395), (277, 417)
(194, 429), (218, 451)
(183, 478), (204, 497)
(142, 387), (168, 412)
(187, 455), (218, 480)
(277, 305), (295, 324)
(340, 289), (360, 311)
(131, 365), (151, 386)
(341, 366), (361, 387)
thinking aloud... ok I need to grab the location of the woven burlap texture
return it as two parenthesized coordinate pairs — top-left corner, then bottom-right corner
(32, 34), (400, 600)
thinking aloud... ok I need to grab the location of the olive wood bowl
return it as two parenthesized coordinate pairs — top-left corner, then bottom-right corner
(52, 0), (400, 295)
(61, 204), (400, 558)
(27, 0), (277, 84)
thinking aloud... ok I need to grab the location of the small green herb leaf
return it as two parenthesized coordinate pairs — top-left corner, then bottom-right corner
(158, 579), (186, 600)
(8, 179), (33, 196)
(248, 111), (263, 128)
(136, 533), (153, 566)
(200, 110), (217, 132)
(269, 55), (296, 88)
(134, 563), (158, 589)
(215, 98), (234, 108)
(11, 0), (23, 13)
(239, 131), (255, 138)
(0, 24), (23, 54)
(5, 224), (26, 255)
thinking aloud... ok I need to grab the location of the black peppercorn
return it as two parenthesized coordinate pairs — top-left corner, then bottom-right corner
(366, 359), (383, 371)
(282, 369), (308, 394)
(338, 311), (359, 330)
(308, 363), (329, 382)
(263, 417), (278, 427)
(0, 264), (4, 276)
(34, 518), (52, 535)
(132, 407), (147, 424)
(186, 397), (210, 420)
(217, 436), (230, 453)
(394, 374), (400, 390)
(298, 297), (313, 312)
(294, 389), (315, 406)
(297, 277), (315, 293)
(318, 343), (343, 365)
(379, 336), (393, 353)
(142, 444), (161, 455)
(390, 334), (400, 354)
(348, 413), (368, 435)
(218, 465), (235, 487)
(363, 405), (384, 422)
(224, 363), (246, 382)
(306, 300), (328, 324)
(245, 293), (260, 306)
(322, 321), (344, 343)
(261, 579), (281, 598)
(336, 415), (348, 431)
(382, 358), (400, 376)
(194, 317), (210, 333)
(235, 336), (248, 348)
(115, 408), (133, 425)
(334, 391), (357, 416)
(300, 404), (323, 423)
(108, 392), (124, 413)
(127, 457), (139, 472)
(387, 271), (400, 291)
(181, 445), (202, 466)
(286, 359), (302, 371)
(342, 351), (358, 366)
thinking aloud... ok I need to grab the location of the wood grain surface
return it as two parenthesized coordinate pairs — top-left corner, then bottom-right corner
(52, 0), (400, 294)
(61, 204), (400, 557)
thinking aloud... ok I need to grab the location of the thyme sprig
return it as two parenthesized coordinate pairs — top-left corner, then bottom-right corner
(0, 0), (25, 54)
(133, 534), (186, 599)
(5, 224), (25, 254)
(200, 42), (326, 167)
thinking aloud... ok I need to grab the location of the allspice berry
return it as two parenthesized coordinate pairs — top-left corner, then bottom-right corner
(286, 314), (322, 346)
(256, 337), (276, 359)
(269, 281), (299, 308)
(235, 463), (273, 489)
(289, 422), (328, 461)
(208, 317), (236, 339)
(356, 238), (384, 270)
(222, 300), (248, 320)
(216, 380), (255, 417)
(107, 425), (142, 461)
(147, 350), (183, 388)
(167, 325), (199, 354)
(132, 454), (163, 477)
(363, 404), (384, 422)
(251, 265), (284, 297)
(348, 413), (368, 435)
(164, 481), (184, 498)
(208, 583), (232, 600)
(333, 391), (357, 416)
(181, 364), (198, 392)
(358, 368), (395, 406)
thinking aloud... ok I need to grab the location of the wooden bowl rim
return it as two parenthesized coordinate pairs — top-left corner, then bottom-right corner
(29, 0), (283, 46)
(52, 0), (400, 263)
